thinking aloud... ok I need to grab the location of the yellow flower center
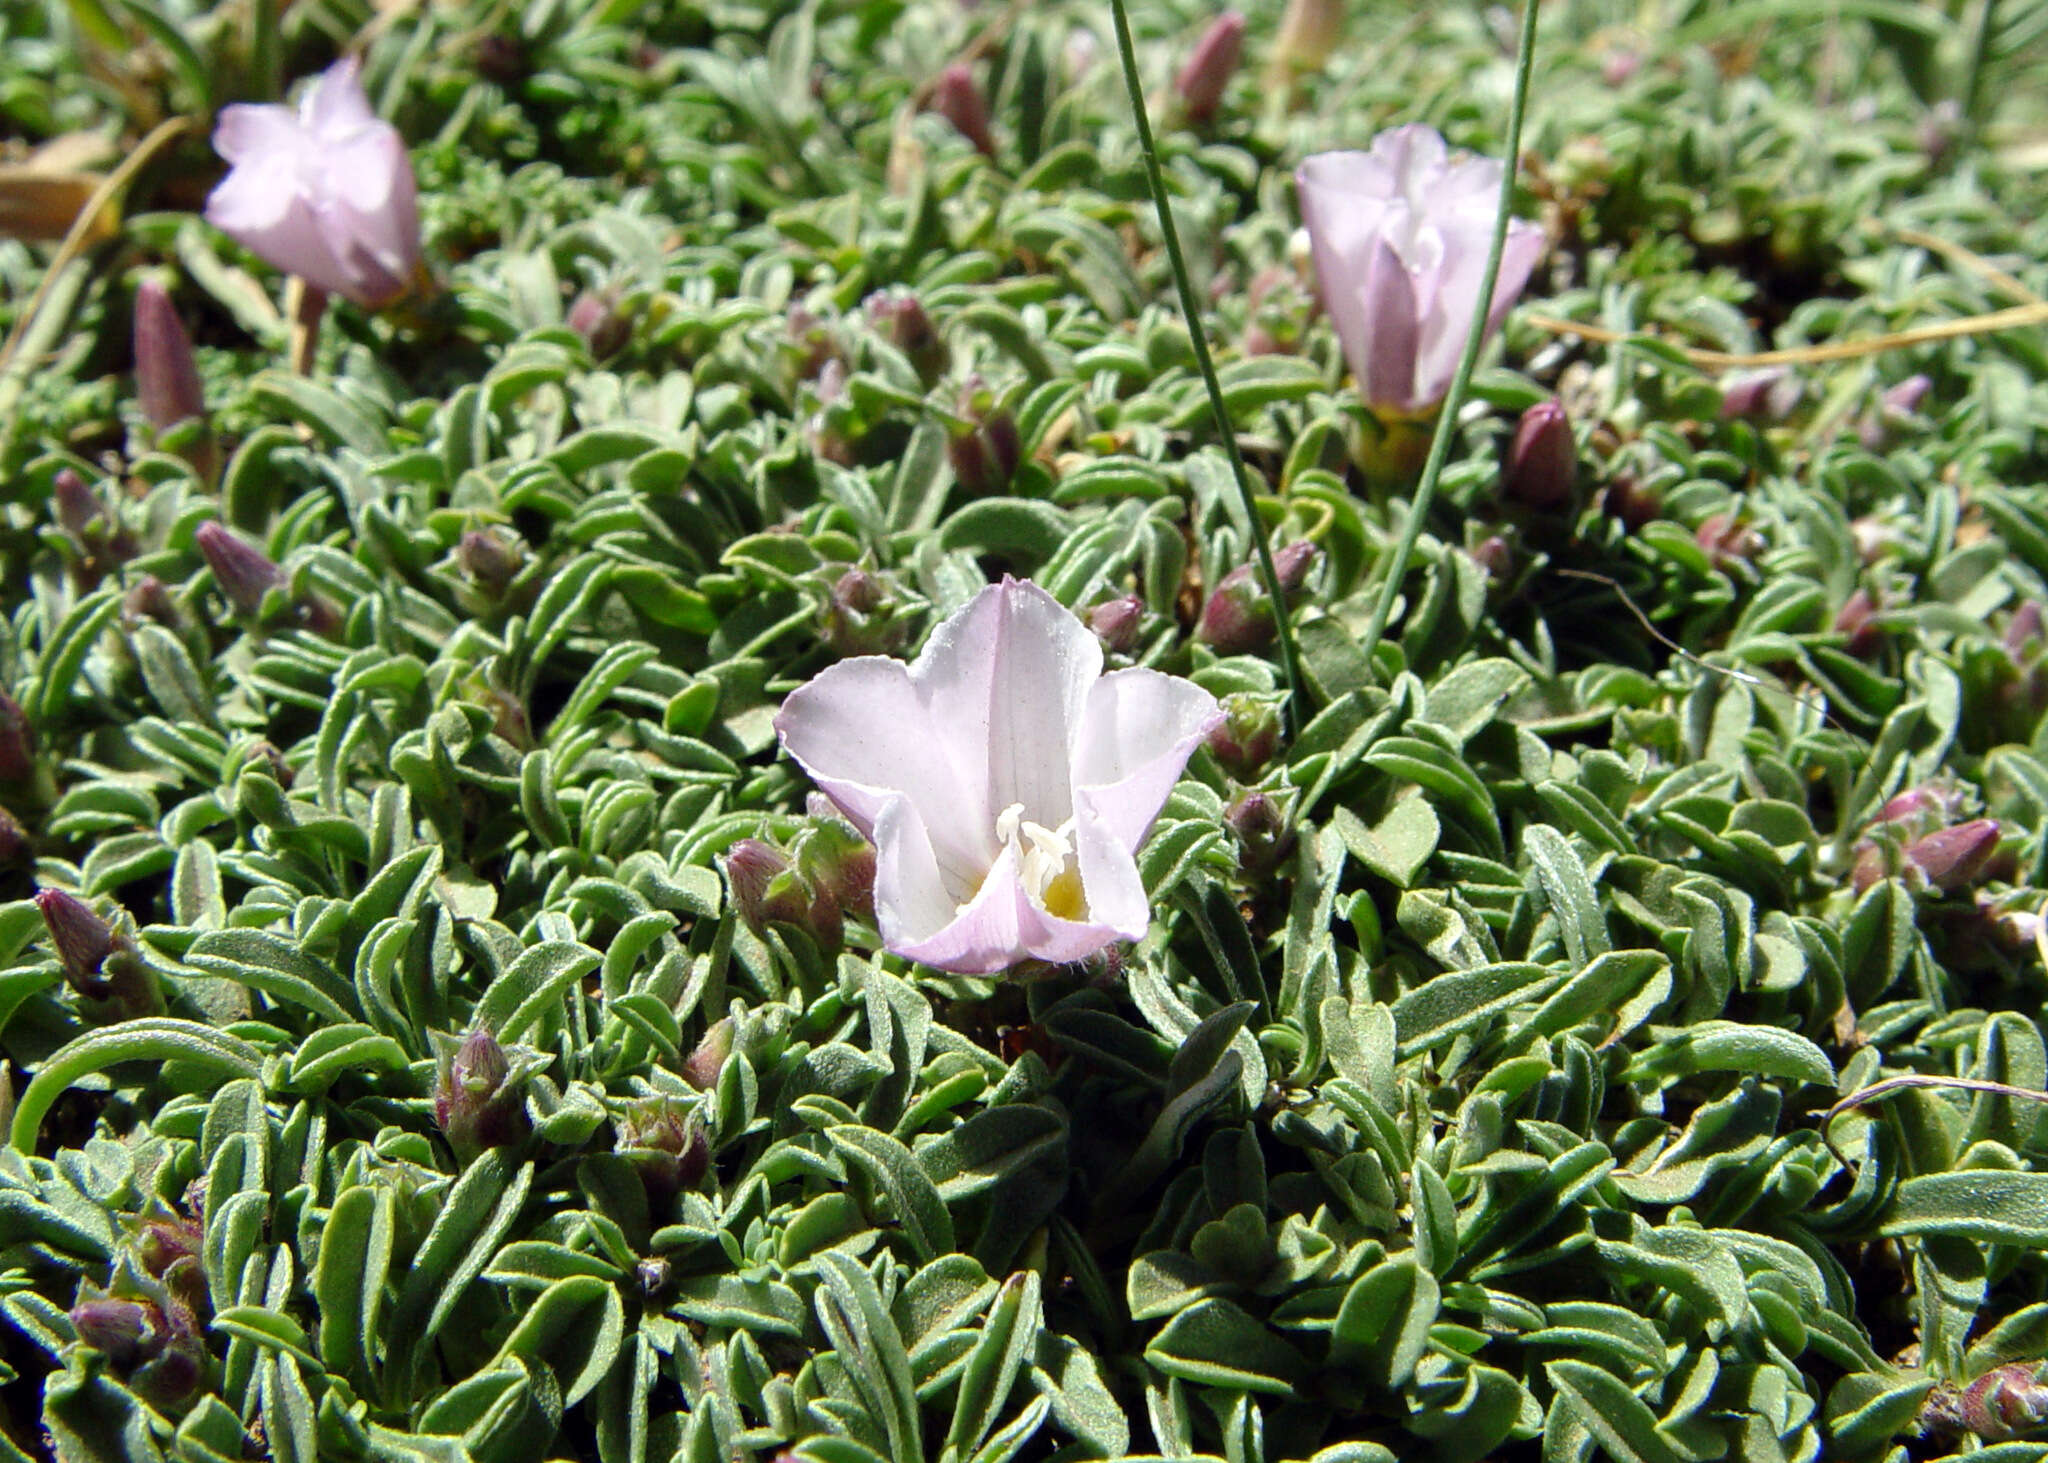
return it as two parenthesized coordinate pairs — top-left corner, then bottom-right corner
(990, 802), (1087, 922)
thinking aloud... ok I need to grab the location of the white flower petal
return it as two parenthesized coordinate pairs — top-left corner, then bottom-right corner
(774, 655), (993, 895)
(1071, 667), (1223, 852)
(302, 55), (379, 137)
(869, 795), (966, 946)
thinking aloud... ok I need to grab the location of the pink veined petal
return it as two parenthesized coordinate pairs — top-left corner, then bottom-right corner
(1371, 122), (1448, 183)
(774, 656), (994, 896)
(1357, 232), (1423, 412)
(1483, 217), (1547, 338)
(1067, 805), (1151, 942)
(1070, 667), (1223, 853)
(211, 103), (310, 167)
(886, 843), (1033, 974)
(1298, 158), (1393, 409)
(302, 56), (379, 138)
(868, 795), (971, 948)
(979, 578), (1100, 827)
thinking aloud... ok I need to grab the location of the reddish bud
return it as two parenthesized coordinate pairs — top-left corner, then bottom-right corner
(71, 1297), (160, 1370)
(1719, 366), (1802, 422)
(1086, 594), (1145, 655)
(1696, 513), (1762, 567)
(725, 837), (842, 951)
(820, 567), (912, 658)
(866, 290), (949, 386)
(1957, 1361), (2048, 1441)
(1833, 587), (1882, 657)
(615, 1098), (710, 1199)
(195, 522), (284, 617)
(123, 575), (179, 627)
(948, 379), (1021, 496)
(681, 1017), (733, 1091)
(1907, 819), (2000, 894)
(1226, 790), (1292, 875)
(458, 528), (523, 594)
(1472, 535), (1515, 581)
(567, 289), (631, 359)
(133, 279), (206, 435)
(1208, 692), (1283, 777)
(36, 888), (117, 992)
(434, 1029), (527, 1156)
(0, 692), (33, 783)
(0, 803), (26, 866)
(1858, 373), (1933, 451)
(1176, 12), (1245, 124)
(1503, 399), (1576, 508)
(1198, 542), (1319, 653)
(932, 65), (996, 157)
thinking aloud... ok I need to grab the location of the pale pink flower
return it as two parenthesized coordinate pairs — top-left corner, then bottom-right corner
(1296, 126), (1545, 414)
(206, 58), (423, 310)
(775, 578), (1221, 974)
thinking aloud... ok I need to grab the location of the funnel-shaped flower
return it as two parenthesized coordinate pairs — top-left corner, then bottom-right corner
(206, 57), (423, 310)
(1297, 126), (1545, 415)
(775, 578), (1221, 973)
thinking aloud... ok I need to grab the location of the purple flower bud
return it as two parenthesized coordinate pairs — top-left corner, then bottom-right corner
(1086, 594), (1145, 655)
(865, 291), (949, 386)
(133, 279), (206, 435)
(932, 65), (996, 157)
(1176, 12), (1245, 125)
(820, 568), (911, 658)
(725, 837), (843, 951)
(458, 528), (522, 594)
(1207, 692), (1283, 777)
(1718, 366), (1802, 422)
(1225, 791), (1292, 875)
(1600, 46), (1643, 86)
(195, 522), (285, 617)
(798, 814), (877, 925)
(681, 1017), (733, 1091)
(1695, 513), (1761, 567)
(70, 1297), (160, 1370)
(2009, 602), (2046, 662)
(52, 470), (137, 569)
(615, 1098), (710, 1199)
(567, 290), (631, 359)
(434, 1029), (527, 1156)
(1503, 399), (1576, 508)
(1472, 535), (1515, 581)
(1871, 785), (1949, 830)
(1198, 543), (1320, 654)
(0, 691), (34, 783)
(1907, 819), (2000, 894)
(1858, 374), (1934, 452)
(35, 888), (116, 993)
(1958, 1361), (2048, 1441)
(0, 803), (26, 866)
(948, 379), (1022, 496)
(122, 575), (179, 627)
(1833, 587), (1883, 657)
(1602, 472), (1662, 530)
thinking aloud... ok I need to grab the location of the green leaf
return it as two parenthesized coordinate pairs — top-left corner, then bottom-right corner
(827, 1125), (955, 1263)
(1145, 1299), (1308, 1395)
(11, 1020), (265, 1151)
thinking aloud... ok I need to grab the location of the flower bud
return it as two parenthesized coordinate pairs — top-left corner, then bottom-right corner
(1718, 366), (1802, 422)
(797, 814), (877, 924)
(71, 1297), (160, 1370)
(1871, 785), (1950, 831)
(1086, 594), (1145, 655)
(0, 692), (34, 783)
(195, 521), (285, 617)
(1208, 692), (1283, 777)
(820, 567), (912, 658)
(35, 888), (116, 993)
(1176, 12), (1245, 125)
(948, 379), (1022, 497)
(1198, 542), (1319, 654)
(1833, 587), (1882, 657)
(615, 1098), (710, 1199)
(932, 64), (996, 157)
(725, 837), (843, 952)
(1472, 535), (1515, 581)
(1226, 791), (1292, 875)
(567, 289), (631, 359)
(2010, 601), (2046, 662)
(1503, 399), (1576, 508)
(53, 469), (138, 572)
(1907, 819), (2000, 894)
(1958, 1362), (2048, 1441)
(434, 1029), (528, 1157)
(1695, 513), (1761, 567)
(1919, 99), (1963, 170)
(681, 1017), (733, 1091)
(122, 575), (179, 627)
(0, 803), (27, 866)
(458, 528), (523, 594)
(866, 290), (949, 386)
(1857, 373), (1932, 452)
(1268, 0), (1342, 81)
(133, 278), (206, 435)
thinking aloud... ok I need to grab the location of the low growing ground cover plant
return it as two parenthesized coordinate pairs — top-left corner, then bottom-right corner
(2, 0), (2048, 1458)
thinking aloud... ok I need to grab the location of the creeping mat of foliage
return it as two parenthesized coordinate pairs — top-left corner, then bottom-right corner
(5, 0), (2048, 1459)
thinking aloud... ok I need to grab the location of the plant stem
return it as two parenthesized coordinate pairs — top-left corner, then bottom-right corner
(1356, 0), (1542, 676)
(1106, 0), (1305, 735)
